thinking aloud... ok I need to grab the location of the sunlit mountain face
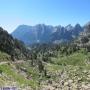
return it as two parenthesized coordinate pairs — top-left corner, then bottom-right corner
(11, 24), (83, 45)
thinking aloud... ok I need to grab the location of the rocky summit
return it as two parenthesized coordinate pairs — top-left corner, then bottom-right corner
(11, 24), (83, 45)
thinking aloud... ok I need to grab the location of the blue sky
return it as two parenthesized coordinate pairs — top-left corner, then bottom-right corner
(0, 0), (90, 33)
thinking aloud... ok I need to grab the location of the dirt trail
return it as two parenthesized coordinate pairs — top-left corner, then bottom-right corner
(0, 60), (26, 65)
(0, 62), (9, 65)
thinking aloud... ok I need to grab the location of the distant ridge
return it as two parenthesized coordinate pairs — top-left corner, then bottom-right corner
(11, 23), (84, 45)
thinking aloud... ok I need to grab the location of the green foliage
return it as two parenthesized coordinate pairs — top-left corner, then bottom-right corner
(51, 52), (87, 66)
(38, 60), (44, 73)
(0, 27), (31, 60)
(81, 36), (89, 43)
(0, 64), (38, 88)
(0, 51), (11, 62)
(0, 27), (15, 55)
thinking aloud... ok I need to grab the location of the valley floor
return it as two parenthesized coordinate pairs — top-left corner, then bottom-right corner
(0, 52), (90, 90)
(0, 61), (90, 90)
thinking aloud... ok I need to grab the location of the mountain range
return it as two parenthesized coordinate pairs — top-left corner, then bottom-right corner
(11, 24), (83, 45)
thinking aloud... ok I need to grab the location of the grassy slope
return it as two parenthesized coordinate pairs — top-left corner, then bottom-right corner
(0, 51), (11, 62)
(0, 51), (38, 89)
(47, 51), (90, 82)
(51, 51), (90, 66)
(0, 50), (90, 89)
(0, 63), (39, 88)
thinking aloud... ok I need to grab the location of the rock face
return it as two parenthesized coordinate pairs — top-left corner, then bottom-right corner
(76, 22), (90, 49)
(12, 24), (55, 44)
(11, 24), (83, 45)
